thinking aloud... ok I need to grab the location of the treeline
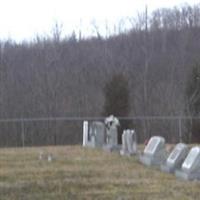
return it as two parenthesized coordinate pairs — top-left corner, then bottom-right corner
(0, 4), (200, 146)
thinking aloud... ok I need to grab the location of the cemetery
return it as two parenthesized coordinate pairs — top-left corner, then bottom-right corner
(1, 115), (200, 199)
(83, 116), (200, 181)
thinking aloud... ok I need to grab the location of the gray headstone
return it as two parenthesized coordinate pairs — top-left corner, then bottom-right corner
(87, 121), (105, 147)
(120, 130), (129, 156)
(175, 146), (200, 180)
(127, 130), (137, 155)
(107, 126), (118, 146)
(120, 129), (137, 156)
(140, 136), (167, 167)
(161, 143), (188, 173)
(94, 121), (106, 147)
(103, 115), (121, 152)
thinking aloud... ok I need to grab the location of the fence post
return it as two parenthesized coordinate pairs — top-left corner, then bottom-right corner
(178, 118), (182, 143)
(21, 119), (25, 148)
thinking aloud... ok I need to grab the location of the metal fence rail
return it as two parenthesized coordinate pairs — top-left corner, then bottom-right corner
(0, 116), (198, 147)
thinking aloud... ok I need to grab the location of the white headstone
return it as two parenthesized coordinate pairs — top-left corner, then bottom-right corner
(175, 146), (200, 180)
(182, 147), (200, 173)
(120, 130), (129, 156)
(140, 136), (167, 167)
(83, 121), (89, 147)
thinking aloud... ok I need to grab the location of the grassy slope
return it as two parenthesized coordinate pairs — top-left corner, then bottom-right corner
(0, 146), (200, 200)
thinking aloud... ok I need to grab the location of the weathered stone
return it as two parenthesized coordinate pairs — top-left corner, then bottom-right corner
(127, 130), (137, 155)
(139, 136), (167, 167)
(161, 143), (188, 173)
(175, 146), (200, 180)
(104, 115), (120, 152)
(84, 121), (105, 148)
(120, 129), (137, 156)
(120, 130), (129, 156)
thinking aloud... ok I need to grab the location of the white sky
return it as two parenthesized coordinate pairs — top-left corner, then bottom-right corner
(0, 0), (199, 42)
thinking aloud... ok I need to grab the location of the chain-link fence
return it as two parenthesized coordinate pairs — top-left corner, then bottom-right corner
(0, 116), (197, 147)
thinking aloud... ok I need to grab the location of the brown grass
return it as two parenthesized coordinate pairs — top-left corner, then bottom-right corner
(0, 145), (200, 200)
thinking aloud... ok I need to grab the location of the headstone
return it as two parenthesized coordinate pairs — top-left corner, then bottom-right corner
(161, 143), (188, 173)
(175, 146), (200, 180)
(85, 121), (105, 148)
(107, 126), (118, 146)
(120, 129), (137, 156)
(103, 115), (120, 152)
(127, 129), (137, 155)
(93, 121), (105, 147)
(120, 130), (129, 155)
(139, 136), (167, 167)
(83, 121), (89, 147)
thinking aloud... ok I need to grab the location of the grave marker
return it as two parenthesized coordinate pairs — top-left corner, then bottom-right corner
(139, 136), (167, 167)
(120, 130), (129, 155)
(83, 121), (105, 148)
(103, 115), (120, 152)
(83, 121), (89, 147)
(175, 146), (200, 180)
(120, 129), (137, 156)
(161, 143), (188, 173)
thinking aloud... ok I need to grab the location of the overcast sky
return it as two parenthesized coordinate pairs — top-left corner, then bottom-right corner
(0, 0), (199, 42)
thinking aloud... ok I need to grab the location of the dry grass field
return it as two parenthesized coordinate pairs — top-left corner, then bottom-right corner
(0, 145), (200, 200)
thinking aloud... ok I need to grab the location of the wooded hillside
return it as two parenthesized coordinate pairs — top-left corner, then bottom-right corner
(1, 4), (200, 146)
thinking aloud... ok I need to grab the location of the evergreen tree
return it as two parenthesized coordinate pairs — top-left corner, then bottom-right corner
(186, 65), (200, 115)
(103, 74), (131, 142)
(186, 64), (200, 142)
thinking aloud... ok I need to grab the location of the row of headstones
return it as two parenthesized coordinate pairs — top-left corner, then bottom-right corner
(140, 136), (200, 181)
(83, 121), (118, 149)
(82, 120), (137, 154)
(83, 121), (200, 181)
